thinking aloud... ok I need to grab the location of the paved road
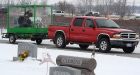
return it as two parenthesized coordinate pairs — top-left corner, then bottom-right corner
(0, 39), (140, 59)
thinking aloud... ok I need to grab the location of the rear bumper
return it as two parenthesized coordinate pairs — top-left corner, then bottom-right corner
(110, 38), (139, 48)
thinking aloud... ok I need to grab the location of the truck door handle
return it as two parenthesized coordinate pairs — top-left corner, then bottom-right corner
(71, 29), (74, 31)
(82, 30), (85, 32)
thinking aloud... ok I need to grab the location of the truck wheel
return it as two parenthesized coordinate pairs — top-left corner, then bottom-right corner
(79, 44), (89, 49)
(98, 38), (111, 53)
(9, 35), (16, 44)
(123, 47), (135, 53)
(55, 34), (66, 48)
(36, 39), (42, 45)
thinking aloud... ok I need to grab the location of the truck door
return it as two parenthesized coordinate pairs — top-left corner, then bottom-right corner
(69, 18), (85, 42)
(82, 18), (97, 43)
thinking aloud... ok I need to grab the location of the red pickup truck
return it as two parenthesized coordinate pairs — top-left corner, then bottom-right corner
(48, 16), (139, 53)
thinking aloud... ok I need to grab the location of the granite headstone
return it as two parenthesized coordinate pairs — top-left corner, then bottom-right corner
(50, 55), (97, 75)
(18, 43), (37, 58)
(49, 66), (81, 75)
(56, 55), (97, 71)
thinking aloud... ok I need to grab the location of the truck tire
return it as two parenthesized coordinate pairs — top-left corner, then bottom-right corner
(98, 38), (111, 53)
(79, 44), (89, 49)
(9, 34), (16, 44)
(123, 47), (135, 53)
(55, 34), (66, 48)
(36, 39), (42, 45)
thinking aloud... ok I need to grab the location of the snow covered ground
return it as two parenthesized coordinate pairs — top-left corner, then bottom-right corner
(0, 30), (140, 75)
(0, 42), (140, 75)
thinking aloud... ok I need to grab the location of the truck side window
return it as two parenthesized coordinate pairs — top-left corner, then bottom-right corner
(85, 19), (94, 28)
(73, 18), (84, 27)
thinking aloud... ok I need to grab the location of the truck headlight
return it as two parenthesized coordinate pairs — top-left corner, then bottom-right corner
(112, 34), (121, 39)
(136, 34), (139, 39)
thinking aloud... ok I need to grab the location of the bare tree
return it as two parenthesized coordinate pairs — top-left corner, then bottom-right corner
(40, 0), (48, 5)
(17, 0), (32, 5)
(54, 0), (130, 17)
(54, 1), (67, 11)
(54, 1), (76, 16)
(65, 3), (75, 16)
(112, 0), (127, 18)
(0, 0), (33, 5)
(0, 0), (9, 5)
(131, 0), (136, 15)
(75, 3), (85, 15)
(76, 0), (95, 15)
(121, 0), (127, 18)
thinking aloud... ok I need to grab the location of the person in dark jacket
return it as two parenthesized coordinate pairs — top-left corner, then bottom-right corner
(18, 10), (33, 27)
(24, 10), (33, 17)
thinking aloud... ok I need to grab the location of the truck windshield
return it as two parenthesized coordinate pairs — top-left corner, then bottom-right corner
(96, 19), (120, 28)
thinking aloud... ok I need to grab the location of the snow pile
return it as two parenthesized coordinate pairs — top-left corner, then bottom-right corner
(0, 29), (7, 39)
(0, 43), (140, 75)
(135, 42), (140, 53)
(0, 29), (2, 39)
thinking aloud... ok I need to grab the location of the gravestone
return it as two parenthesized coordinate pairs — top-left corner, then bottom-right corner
(49, 66), (81, 75)
(56, 55), (97, 71)
(18, 43), (37, 58)
(50, 55), (97, 75)
(80, 69), (95, 75)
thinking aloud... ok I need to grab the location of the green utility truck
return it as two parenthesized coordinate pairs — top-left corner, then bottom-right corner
(2, 5), (52, 44)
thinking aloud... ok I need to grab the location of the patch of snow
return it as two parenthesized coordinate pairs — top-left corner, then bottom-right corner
(134, 42), (140, 53)
(0, 43), (140, 75)
(0, 28), (7, 39)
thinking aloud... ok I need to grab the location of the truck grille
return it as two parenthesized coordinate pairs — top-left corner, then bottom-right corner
(121, 33), (136, 39)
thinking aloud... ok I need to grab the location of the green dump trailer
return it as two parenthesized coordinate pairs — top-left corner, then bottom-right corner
(2, 5), (52, 44)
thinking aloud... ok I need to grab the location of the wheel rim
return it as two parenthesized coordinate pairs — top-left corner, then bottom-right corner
(9, 36), (14, 43)
(100, 41), (107, 51)
(57, 36), (63, 47)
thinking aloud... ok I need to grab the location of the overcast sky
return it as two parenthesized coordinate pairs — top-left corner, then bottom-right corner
(47, 0), (140, 6)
